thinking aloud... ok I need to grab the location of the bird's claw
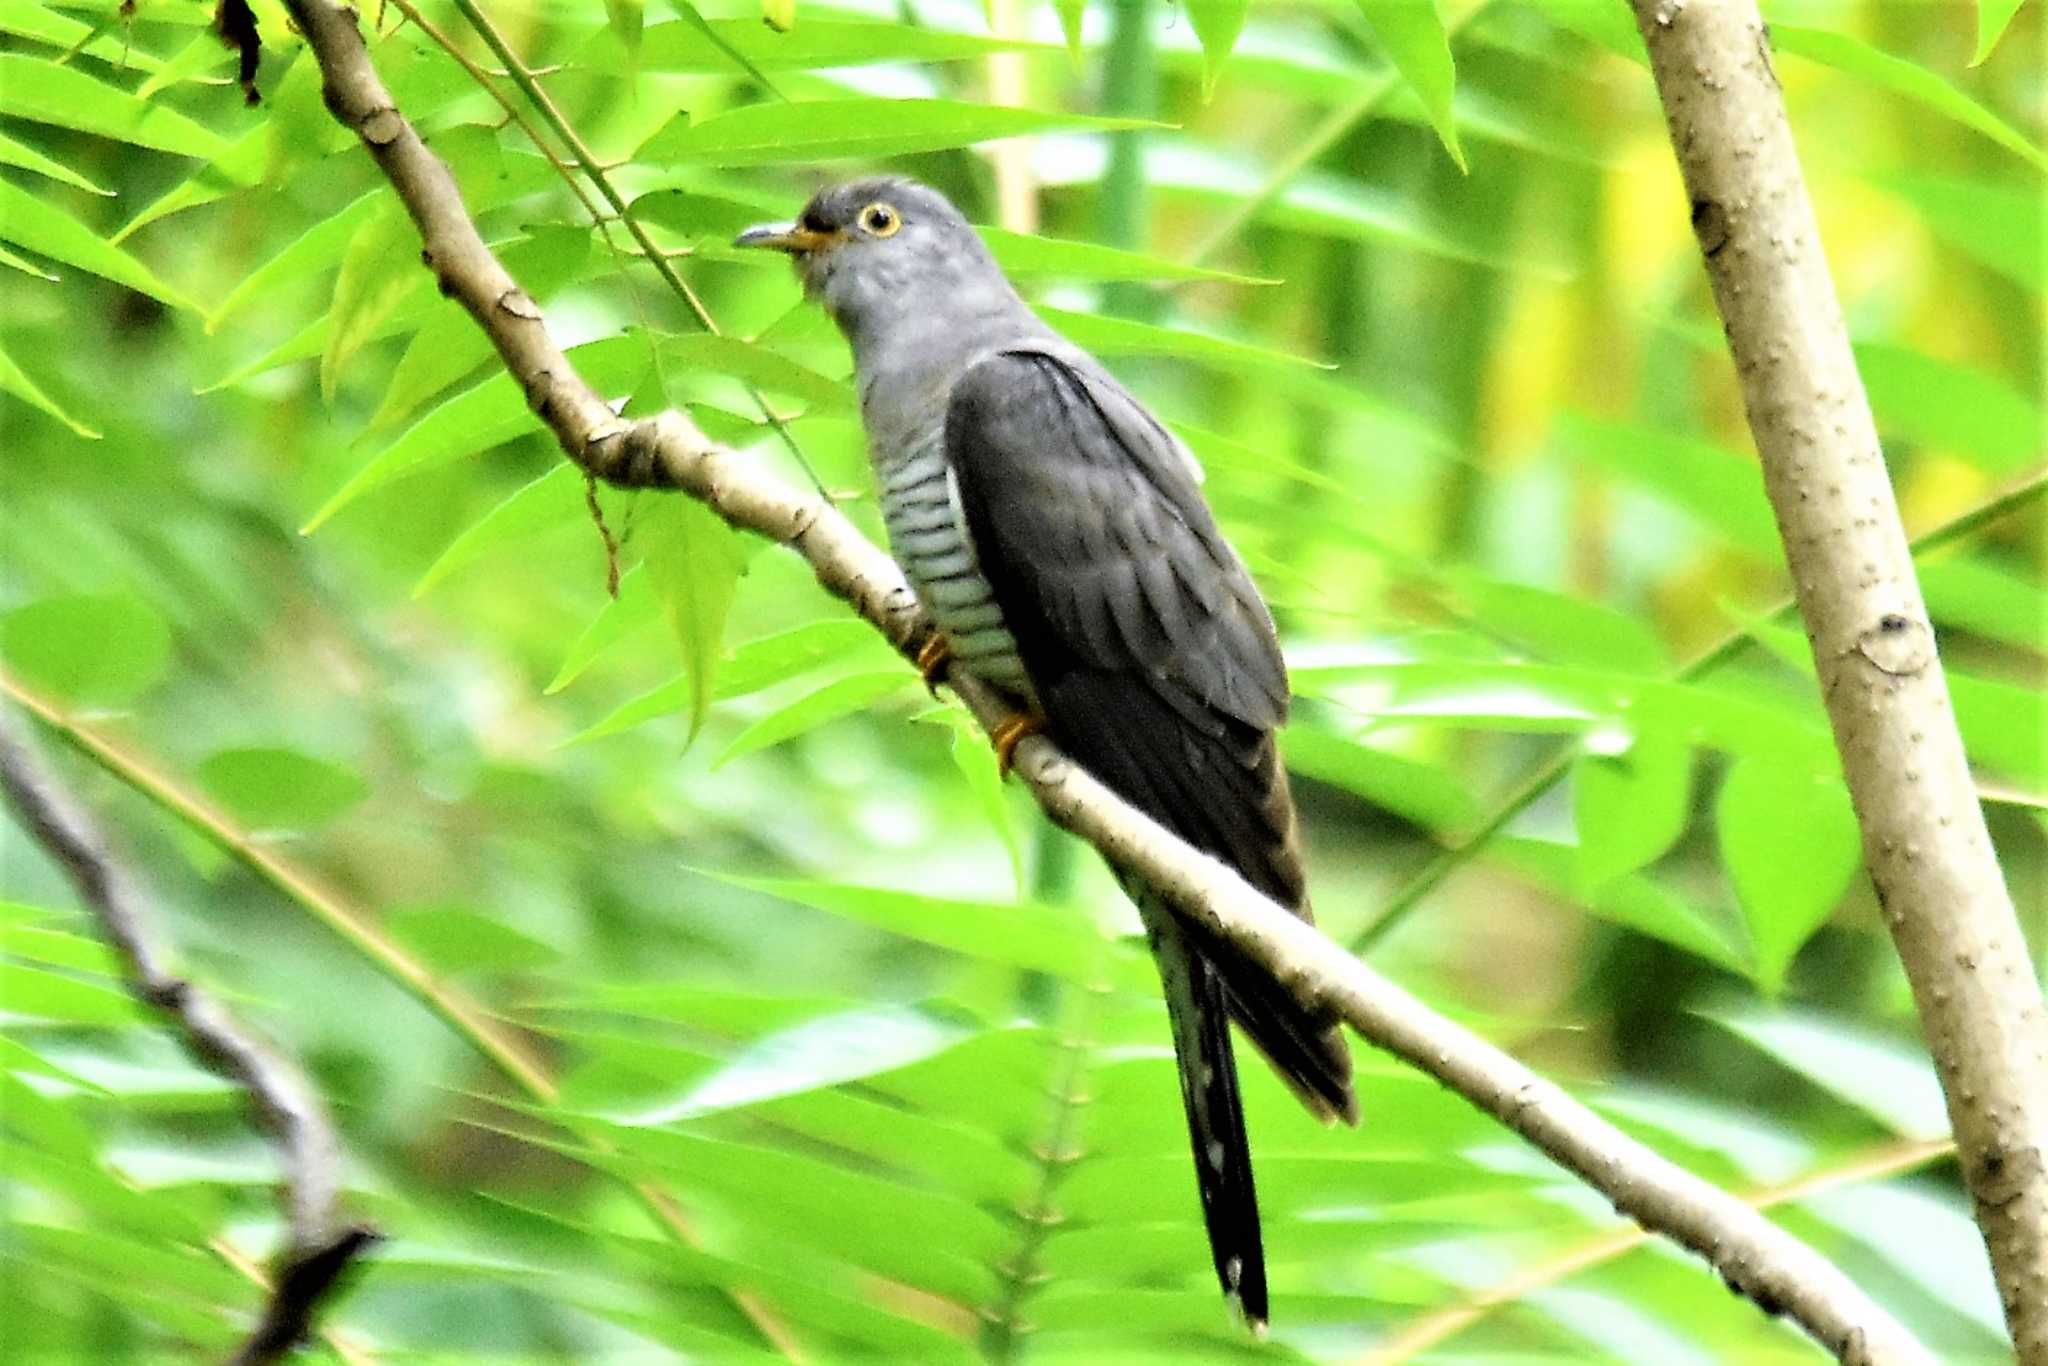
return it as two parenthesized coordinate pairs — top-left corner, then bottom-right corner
(915, 633), (953, 697)
(991, 712), (1043, 779)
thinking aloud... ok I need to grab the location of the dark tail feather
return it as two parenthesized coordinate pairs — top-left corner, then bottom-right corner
(1194, 920), (1359, 1127)
(1143, 899), (1269, 1330)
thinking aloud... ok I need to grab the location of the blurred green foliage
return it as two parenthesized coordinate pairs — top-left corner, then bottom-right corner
(1, 0), (2042, 1360)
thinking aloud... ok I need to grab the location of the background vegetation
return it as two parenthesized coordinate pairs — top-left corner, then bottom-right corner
(1, 0), (2041, 1360)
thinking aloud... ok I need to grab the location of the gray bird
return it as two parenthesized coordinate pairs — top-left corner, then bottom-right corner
(738, 179), (1357, 1329)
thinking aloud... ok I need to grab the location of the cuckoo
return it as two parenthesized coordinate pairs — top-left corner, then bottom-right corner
(738, 179), (1357, 1329)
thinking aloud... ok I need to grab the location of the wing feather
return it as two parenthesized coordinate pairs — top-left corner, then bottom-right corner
(944, 345), (1355, 1125)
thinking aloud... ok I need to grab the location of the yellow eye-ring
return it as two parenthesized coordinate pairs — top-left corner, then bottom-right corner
(858, 202), (901, 237)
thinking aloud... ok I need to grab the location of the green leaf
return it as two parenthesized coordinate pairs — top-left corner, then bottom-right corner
(1878, 171), (2043, 292)
(1037, 305), (1327, 372)
(368, 308), (494, 431)
(1054, 0), (1086, 61)
(1919, 556), (2048, 652)
(0, 0), (171, 71)
(1186, 0), (1249, 94)
(0, 127), (112, 195)
(659, 332), (854, 412)
(1499, 838), (1748, 974)
(718, 875), (1140, 988)
(1352, 0), (1465, 170)
(1973, 0), (2028, 64)
(1447, 572), (1669, 672)
(1559, 412), (1781, 560)
(605, 0), (644, 59)
(1282, 728), (1479, 833)
(0, 593), (172, 708)
(605, 15), (1032, 72)
(546, 566), (660, 693)
(384, 904), (562, 974)
(0, 923), (118, 976)
(195, 747), (370, 832)
(415, 464), (585, 597)
(0, 962), (140, 1025)
(640, 496), (747, 741)
(207, 189), (383, 330)
(0, 341), (97, 438)
(1716, 758), (1862, 991)
(713, 671), (909, 767)
(0, 180), (190, 308)
(629, 186), (786, 243)
(1805, 1185), (2006, 1338)
(1951, 668), (2048, 785)
(637, 99), (1151, 167)
(322, 204), (420, 403)
(301, 334), (651, 531)
(1855, 341), (2041, 475)
(930, 711), (1022, 894)
(1707, 1007), (1948, 1138)
(977, 225), (1271, 285)
(134, 29), (236, 99)
(621, 1004), (975, 1124)
(1573, 731), (1692, 887)
(368, 225), (593, 429)
(568, 619), (893, 740)
(657, 0), (783, 97)
(1771, 26), (2046, 174)
(0, 54), (230, 160)
(0, 242), (55, 278)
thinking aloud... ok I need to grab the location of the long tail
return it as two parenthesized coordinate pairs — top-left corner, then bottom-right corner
(1140, 896), (1269, 1330)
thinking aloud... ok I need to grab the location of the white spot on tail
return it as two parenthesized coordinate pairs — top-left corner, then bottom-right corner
(1207, 1139), (1226, 1171)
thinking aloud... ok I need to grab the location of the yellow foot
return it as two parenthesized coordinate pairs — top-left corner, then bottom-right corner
(915, 633), (953, 697)
(991, 712), (1044, 779)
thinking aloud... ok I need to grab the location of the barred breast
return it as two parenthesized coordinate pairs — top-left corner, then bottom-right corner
(876, 429), (1035, 701)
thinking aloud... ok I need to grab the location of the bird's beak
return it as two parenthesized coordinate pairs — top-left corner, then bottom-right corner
(734, 221), (835, 255)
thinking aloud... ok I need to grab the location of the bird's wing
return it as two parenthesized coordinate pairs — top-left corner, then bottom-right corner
(944, 345), (1311, 897)
(944, 342), (1357, 1092)
(946, 346), (1291, 740)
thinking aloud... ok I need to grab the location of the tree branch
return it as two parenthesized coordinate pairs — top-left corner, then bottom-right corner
(0, 719), (377, 1364)
(1629, 5), (2048, 1359)
(276, 1), (1934, 1358)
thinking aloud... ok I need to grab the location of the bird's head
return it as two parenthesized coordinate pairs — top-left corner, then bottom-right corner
(735, 178), (1015, 351)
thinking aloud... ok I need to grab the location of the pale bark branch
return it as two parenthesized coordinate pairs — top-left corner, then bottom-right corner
(278, 1), (1934, 1359)
(0, 719), (377, 1363)
(1630, 5), (2048, 1360)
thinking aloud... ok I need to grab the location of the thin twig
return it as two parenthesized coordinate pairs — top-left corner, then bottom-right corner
(0, 719), (377, 1364)
(0, 676), (811, 1362)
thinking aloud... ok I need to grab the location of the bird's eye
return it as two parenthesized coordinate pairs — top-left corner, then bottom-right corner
(859, 202), (901, 238)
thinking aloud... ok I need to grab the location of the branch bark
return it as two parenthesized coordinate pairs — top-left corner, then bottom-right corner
(0, 720), (376, 1363)
(278, 1), (1935, 1358)
(1630, 5), (2048, 1359)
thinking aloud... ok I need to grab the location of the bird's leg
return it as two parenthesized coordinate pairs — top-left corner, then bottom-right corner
(914, 632), (953, 697)
(991, 711), (1043, 779)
